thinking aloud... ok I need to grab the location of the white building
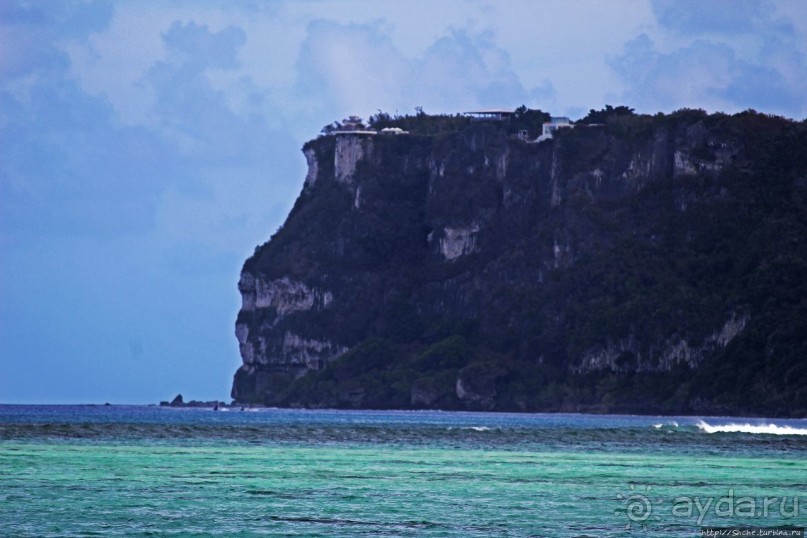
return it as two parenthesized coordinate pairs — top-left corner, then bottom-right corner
(379, 127), (409, 135)
(536, 117), (573, 142)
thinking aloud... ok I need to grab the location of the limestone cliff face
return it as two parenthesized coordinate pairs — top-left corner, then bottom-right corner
(232, 274), (345, 401)
(232, 110), (807, 417)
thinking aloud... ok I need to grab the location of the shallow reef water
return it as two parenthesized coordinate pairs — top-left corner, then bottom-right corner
(1, 406), (805, 536)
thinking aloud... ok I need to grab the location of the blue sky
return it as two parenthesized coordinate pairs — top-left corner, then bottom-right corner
(2, 0), (806, 404)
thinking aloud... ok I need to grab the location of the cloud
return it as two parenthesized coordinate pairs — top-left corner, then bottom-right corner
(143, 20), (303, 250)
(162, 20), (246, 70)
(652, 0), (775, 35)
(609, 35), (732, 112)
(608, 1), (807, 117)
(146, 21), (255, 159)
(0, 62), (172, 237)
(0, 1), (112, 78)
(0, 6), (299, 403)
(294, 21), (540, 122)
(415, 29), (529, 110)
(294, 20), (410, 119)
(1, 14), (300, 245)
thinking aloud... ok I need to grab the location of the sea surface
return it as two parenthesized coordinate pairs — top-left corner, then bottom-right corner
(1, 405), (805, 537)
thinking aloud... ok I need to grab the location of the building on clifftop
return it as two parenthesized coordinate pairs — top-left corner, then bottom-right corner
(536, 116), (573, 142)
(464, 109), (515, 121)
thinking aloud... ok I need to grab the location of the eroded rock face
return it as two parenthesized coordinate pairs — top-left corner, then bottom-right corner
(435, 225), (480, 260)
(455, 363), (504, 410)
(239, 275), (332, 315)
(231, 112), (805, 416)
(573, 313), (751, 373)
(279, 332), (347, 371)
(334, 135), (371, 184)
(303, 148), (319, 187)
(233, 273), (341, 402)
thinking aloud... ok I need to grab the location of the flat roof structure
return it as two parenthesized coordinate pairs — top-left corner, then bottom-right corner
(464, 109), (514, 121)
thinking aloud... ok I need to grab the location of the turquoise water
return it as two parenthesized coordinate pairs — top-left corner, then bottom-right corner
(1, 406), (804, 536)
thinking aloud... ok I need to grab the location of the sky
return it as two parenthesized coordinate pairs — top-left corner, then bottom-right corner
(2, 0), (806, 404)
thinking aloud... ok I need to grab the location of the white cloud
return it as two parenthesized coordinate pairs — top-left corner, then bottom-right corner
(293, 21), (546, 123)
(293, 19), (410, 120)
(608, 0), (807, 117)
(609, 35), (735, 112)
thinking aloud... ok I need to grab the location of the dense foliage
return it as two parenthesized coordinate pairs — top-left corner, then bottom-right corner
(237, 109), (807, 417)
(365, 105), (550, 138)
(577, 104), (636, 124)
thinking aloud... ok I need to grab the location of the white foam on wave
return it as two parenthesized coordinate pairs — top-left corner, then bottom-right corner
(445, 426), (492, 432)
(697, 420), (807, 436)
(652, 421), (678, 429)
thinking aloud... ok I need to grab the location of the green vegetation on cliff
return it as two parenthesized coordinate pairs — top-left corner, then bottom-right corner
(234, 107), (807, 417)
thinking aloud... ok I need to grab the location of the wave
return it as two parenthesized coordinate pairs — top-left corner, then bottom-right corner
(653, 421), (678, 429)
(696, 420), (807, 436)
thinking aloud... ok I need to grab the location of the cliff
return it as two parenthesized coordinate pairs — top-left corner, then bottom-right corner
(232, 109), (807, 417)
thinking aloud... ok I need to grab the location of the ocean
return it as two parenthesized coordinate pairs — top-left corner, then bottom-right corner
(1, 405), (804, 536)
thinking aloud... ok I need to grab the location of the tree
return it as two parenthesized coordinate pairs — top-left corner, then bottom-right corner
(579, 105), (635, 124)
(509, 105), (551, 137)
(320, 121), (341, 135)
